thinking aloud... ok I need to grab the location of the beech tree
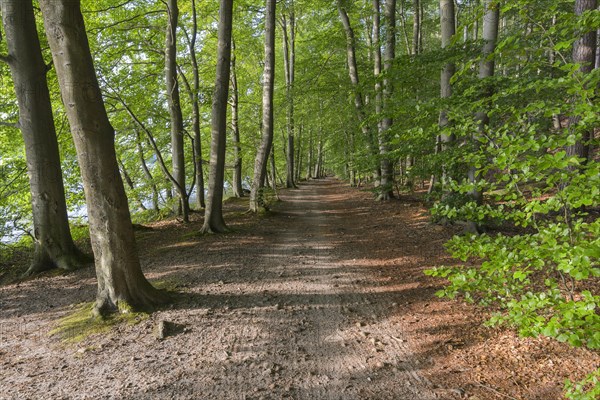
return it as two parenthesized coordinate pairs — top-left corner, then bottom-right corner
(429, 0), (456, 194)
(469, 0), (499, 207)
(165, 0), (189, 221)
(0, 0), (87, 276)
(337, 1), (380, 186)
(201, 0), (233, 233)
(186, 0), (206, 209)
(38, 0), (166, 314)
(566, 0), (597, 162)
(249, 0), (276, 213)
(280, 3), (296, 189)
(377, 0), (396, 200)
(230, 38), (244, 198)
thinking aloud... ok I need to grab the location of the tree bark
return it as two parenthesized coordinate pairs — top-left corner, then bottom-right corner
(281, 7), (297, 189)
(412, 0), (422, 55)
(439, 0), (455, 137)
(250, 0), (276, 212)
(230, 38), (244, 198)
(378, 0), (396, 200)
(399, 0), (412, 55)
(135, 130), (159, 212)
(190, 0), (205, 209)
(165, 0), (189, 221)
(201, 0), (233, 233)
(306, 127), (313, 179)
(566, 0), (597, 162)
(39, 0), (166, 315)
(295, 123), (302, 182)
(270, 143), (277, 190)
(0, 0), (87, 276)
(470, 0), (499, 207)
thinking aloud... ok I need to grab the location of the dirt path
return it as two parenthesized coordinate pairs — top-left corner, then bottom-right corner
(0, 179), (437, 399)
(2, 178), (596, 399)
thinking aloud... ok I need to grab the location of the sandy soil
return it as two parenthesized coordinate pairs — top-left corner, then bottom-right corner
(0, 178), (597, 399)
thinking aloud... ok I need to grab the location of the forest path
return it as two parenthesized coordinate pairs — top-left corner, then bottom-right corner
(1, 178), (455, 400)
(153, 178), (440, 399)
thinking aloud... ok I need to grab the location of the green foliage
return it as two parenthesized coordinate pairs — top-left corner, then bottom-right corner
(565, 368), (600, 400)
(426, 2), (600, 398)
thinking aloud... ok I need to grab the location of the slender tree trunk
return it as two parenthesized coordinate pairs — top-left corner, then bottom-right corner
(337, 2), (380, 184)
(373, 0), (384, 188)
(230, 38), (244, 198)
(434, 0), (457, 193)
(566, 0), (597, 162)
(202, 0), (233, 233)
(1, 0), (87, 276)
(314, 139), (323, 178)
(165, 0), (189, 222)
(378, 0), (396, 200)
(399, 0), (412, 55)
(439, 0), (456, 138)
(470, 0), (499, 207)
(135, 130), (159, 212)
(190, 0), (205, 209)
(306, 127), (313, 179)
(281, 8), (297, 188)
(295, 123), (302, 182)
(472, 0), (479, 41)
(39, 0), (167, 315)
(412, 0), (422, 55)
(117, 94), (184, 212)
(118, 158), (147, 211)
(595, 29), (600, 69)
(270, 143), (277, 191)
(250, 0), (276, 212)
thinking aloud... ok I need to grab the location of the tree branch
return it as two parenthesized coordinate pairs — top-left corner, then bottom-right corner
(0, 121), (19, 129)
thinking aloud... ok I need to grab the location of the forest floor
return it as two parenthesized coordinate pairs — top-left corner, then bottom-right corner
(1, 178), (598, 400)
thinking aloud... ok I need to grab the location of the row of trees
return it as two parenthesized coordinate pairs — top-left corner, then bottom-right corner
(1, 0), (338, 310)
(0, 0), (598, 396)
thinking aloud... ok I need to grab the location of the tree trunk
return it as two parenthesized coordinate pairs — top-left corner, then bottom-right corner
(281, 8), (297, 188)
(1, 0), (87, 276)
(566, 0), (597, 162)
(118, 158), (147, 211)
(439, 0), (455, 137)
(306, 127), (313, 179)
(337, 2), (380, 184)
(595, 29), (600, 69)
(39, 0), (167, 315)
(399, 0), (412, 55)
(314, 139), (323, 178)
(190, 0), (205, 209)
(295, 123), (302, 182)
(412, 0), (422, 55)
(165, 0), (189, 222)
(270, 143), (277, 191)
(470, 0), (499, 207)
(230, 38), (244, 198)
(135, 130), (159, 212)
(373, 0), (384, 186)
(378, 0), (396, 200)
(427, 0), (454, 195)
(250, 0), (276, 212)
(201, 0), (233, 233)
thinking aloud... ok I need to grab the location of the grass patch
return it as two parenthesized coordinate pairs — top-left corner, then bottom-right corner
(49, 302), (149, 344)
(151, 278), (182, 292)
